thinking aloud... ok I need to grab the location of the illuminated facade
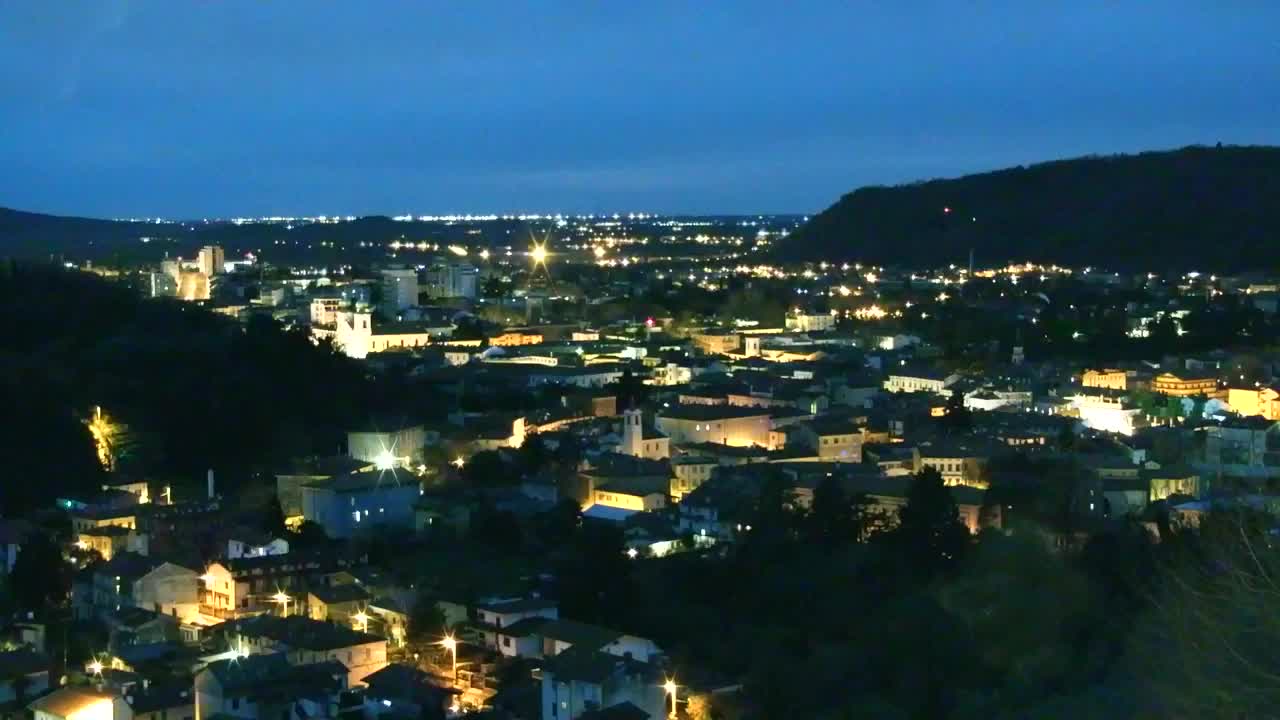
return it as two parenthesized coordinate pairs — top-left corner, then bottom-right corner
(1152, 372), (1217, 397)
(1227, 386), (1280, 420)
(1082, 369), (1130, 391)
(655, 405), (772, 448)
(197, 245), (225, 277)
(784, 312), (835, 332)
(690, 331), (741, 355)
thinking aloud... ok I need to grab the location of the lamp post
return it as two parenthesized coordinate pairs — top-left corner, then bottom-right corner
(662, 679), (678, 718)
(353, 610), (370, 633)
(439, 634), (458, 684)
(271, 591), (291, 617)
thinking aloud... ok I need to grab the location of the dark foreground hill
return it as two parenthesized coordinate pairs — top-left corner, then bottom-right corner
(776, 145), (1280, 272)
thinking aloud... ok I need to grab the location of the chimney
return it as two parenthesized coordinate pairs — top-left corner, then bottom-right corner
(207, 469), (215, 499)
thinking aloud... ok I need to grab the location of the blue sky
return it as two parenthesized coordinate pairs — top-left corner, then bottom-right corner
(2, 1), (1277, 217)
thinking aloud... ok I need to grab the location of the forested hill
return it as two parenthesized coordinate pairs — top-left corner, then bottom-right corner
(776, 145), (1280, 272)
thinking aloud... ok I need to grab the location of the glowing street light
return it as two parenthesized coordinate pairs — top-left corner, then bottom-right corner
(87, 659), (104, 676)
(271, 590), (292, 617)
(439, 634), (459, 683)
(626, 547), (639, 559)
(452, 456), (466, 469)
(663, 678), (678, 718)
(374, 448), (397, 471)
(530, 243), (548, 266)
(353, 610), (370, 633)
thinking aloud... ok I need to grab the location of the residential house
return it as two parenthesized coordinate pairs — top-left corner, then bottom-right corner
(29, 687), (126, 720)
(792, 419), (863, 462)
(360, 664), (455, 720)
(214, 615), (388, 686)
(474, 598), (559, 655)
(300, 469), (421, 538)
(305, 584), (371, 625)
(193, 653), (347, 720)
(76, 527), (149, 562)
(539, 646), (664, 720)
(1203, 416), (1280, 479)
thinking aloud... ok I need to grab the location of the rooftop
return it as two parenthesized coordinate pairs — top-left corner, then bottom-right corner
(657, 404), (772, 422)
(217, 614), (382, 651)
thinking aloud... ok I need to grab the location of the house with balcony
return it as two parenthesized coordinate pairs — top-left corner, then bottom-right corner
(539, 646), (665, 720)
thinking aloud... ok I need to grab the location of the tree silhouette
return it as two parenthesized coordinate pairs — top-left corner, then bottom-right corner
(892, 468), (970, 577)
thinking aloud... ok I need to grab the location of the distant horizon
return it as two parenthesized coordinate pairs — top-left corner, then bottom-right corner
(6, 142), (1272, 223)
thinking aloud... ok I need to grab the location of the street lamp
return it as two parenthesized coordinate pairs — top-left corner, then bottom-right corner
(87, 659), (104, 676)
(662, 678), (678, 718)
(439, 634), (458, 683)
(271, 591), (291, 617)
(353, 610), (370, 633)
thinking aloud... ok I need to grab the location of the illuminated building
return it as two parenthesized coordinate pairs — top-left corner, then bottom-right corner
(309, 297), (343, 326)
(346, 424), (426, 467)
(1082, 368), (1132, 391)
(784, 312), (835, 332)
(670, 456), (717, 501)
(330, 311), (433, 359)
(794, 419), (863, 462)
(1069, 390), (1145, 436)
(592, 477), (668, 513)
(883, 368), (959, 395)
(1227, 386), (1280, 420)
(29, 686), (121, 720)
(689, 330), (741, 356)
(1151, 372), (1217, 397)
(488, 331), (545, 347)
(655, 404), (772, 448)
(619, 408), (670, 460)
(176, 271), (210, 301)
(197, 245), (225, 277)
(76, 526), (148, 561)
(300, 469), (421, 539)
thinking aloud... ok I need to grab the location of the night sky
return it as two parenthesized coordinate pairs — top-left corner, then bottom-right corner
(2, 2), (1277, 218)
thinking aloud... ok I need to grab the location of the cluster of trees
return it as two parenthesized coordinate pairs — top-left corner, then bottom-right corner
(0, 263), (374, 513)
(779, 145), (1280, 272)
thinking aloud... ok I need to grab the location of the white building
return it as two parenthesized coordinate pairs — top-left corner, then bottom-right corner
(884, 370), (959, 394)
(1070, 392), (1145, 436)
(785, 312), (835, 333)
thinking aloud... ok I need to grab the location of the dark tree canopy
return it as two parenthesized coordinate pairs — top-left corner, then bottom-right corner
(778, 145), (1280, 272)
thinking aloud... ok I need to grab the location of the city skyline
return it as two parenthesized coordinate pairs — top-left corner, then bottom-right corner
(3, 2), (1279, 218)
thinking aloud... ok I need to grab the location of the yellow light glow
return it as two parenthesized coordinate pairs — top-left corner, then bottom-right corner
(453, 456), (465, 468)
(87, 659), (103, 675)
(479, 249), (490, 260)
(440, 635), (457, 651)
(374, 450), (397, 471)
(663, 679), (677, 695)
(593, 246), (606, 259)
